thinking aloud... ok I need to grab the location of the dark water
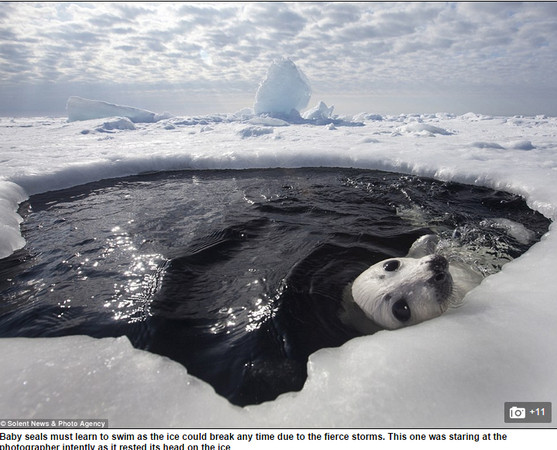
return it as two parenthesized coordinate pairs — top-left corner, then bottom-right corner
(0, 168), (550, 405)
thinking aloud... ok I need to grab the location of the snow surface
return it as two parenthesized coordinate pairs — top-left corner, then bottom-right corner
(1, 110), (557, 428)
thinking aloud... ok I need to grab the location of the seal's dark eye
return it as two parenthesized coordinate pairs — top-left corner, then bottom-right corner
(383, 260), (400, 272)
(392, 298), (411, 322)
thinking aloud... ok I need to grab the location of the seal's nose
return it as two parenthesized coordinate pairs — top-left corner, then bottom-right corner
(426, 254), (453, 304)
(428, 254), (449, 279)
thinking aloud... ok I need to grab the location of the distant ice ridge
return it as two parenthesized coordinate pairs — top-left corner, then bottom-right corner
(302, 101), (335, 122)
(66, 96), (172, 123)
(253, 57), (311, 118)
(65, 59), (360, 127)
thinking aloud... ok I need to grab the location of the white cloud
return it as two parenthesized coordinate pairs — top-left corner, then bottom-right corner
(1, 2), (556, 116)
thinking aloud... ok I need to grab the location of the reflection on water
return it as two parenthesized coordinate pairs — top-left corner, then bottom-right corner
(0, 168), (551, 405)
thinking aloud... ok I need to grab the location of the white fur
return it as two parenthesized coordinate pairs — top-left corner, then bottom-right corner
(343, 235), (482, 332)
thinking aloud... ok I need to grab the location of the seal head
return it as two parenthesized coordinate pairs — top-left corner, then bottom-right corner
(351, 254), (453, 330)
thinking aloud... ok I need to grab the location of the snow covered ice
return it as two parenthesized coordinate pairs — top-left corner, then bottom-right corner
(1, 109), (556, 428)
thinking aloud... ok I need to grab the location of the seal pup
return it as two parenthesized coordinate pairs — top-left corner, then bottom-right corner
(342, 234), (482, 333)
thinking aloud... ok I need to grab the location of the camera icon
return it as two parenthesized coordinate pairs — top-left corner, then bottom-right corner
(505, 402), (551, 423)
(509, 406), (526, 419)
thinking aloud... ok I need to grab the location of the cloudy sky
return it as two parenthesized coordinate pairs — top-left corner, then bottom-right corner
(1, 2), (557, 117)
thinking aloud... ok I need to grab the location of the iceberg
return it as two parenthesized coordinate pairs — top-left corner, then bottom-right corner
(253, 58), (311, 117)
(66, 96), (165, 123)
